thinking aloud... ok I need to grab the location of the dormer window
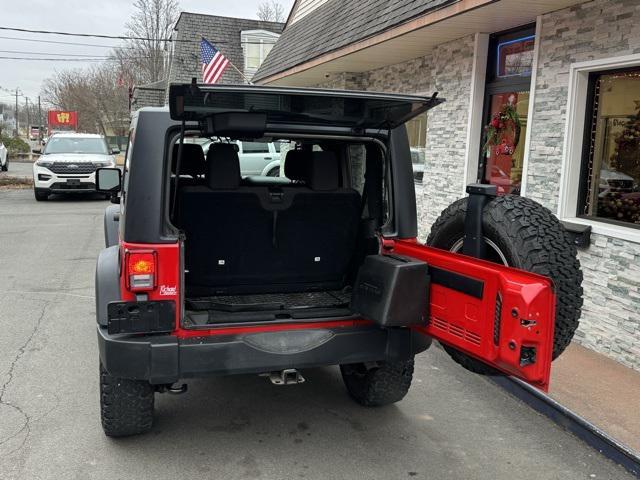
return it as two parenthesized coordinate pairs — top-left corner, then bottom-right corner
(241, 30), (280, 79)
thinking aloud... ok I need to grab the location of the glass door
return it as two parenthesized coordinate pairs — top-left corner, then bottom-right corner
(479, 27), (535, 195)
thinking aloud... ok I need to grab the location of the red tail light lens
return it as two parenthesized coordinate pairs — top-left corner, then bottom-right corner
(126, 251), (156, 291)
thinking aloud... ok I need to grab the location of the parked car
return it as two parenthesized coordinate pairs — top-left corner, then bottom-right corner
(32, 132), (118, 201)
(0, 140), (8, 171)
(410, 147), (424, 182)
(598, 168), (635, 197)
(202, 140), (282, 177)
(94, 84), (583, 437)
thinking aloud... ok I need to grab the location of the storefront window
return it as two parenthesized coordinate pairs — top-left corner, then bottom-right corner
(479, 26), (535, 195)
(580, 68), (640, 227)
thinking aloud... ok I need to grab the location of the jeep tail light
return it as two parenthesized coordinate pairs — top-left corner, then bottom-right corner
(126, 251), (156, 291)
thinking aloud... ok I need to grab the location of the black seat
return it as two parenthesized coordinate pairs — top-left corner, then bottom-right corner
(172, 143), (207, 183)
(276, 151), (361, 288)
(179, 146), (361, 295)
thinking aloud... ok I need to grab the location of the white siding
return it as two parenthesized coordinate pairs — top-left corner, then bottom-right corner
(290, 0), (330, 24)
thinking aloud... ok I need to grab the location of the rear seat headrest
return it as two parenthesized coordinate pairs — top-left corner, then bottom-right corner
(307, 151), (340, 191)
(206, 143), (241, 189)
(172, 143), (206, 178)
(284, 150), (309, 182)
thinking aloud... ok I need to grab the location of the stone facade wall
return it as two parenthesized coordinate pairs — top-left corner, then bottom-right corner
(339, 35), (475, 239)
(527, 0), (640, 211)
(526, 0), (640, 370)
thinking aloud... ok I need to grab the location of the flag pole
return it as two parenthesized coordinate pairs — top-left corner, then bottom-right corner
(200, 35), (253, 85)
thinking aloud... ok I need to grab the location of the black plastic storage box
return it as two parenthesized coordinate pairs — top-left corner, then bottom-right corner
(351, 254), (429, 327)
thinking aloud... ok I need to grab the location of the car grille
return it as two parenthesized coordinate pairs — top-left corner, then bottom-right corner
(48, 162), (98, 174)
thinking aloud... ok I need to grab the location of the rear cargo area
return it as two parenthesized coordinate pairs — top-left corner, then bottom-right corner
(184, 289), (354, 326)
(172, 140), (385, 327)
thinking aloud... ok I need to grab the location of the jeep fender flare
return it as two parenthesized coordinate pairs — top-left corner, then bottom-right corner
(95, 245), (120, 327)
(104, 204), (120, 248)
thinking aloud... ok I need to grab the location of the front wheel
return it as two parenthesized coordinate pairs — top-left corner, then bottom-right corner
(1, 159), (7, 172)
(266, 167), (280, 177)
(100, 363), (154, 437)
(427, 195), (583, 374)
(34, 188), (49, 201)
(341, 358), (414, 407)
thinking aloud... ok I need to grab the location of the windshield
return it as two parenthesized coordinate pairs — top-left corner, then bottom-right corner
(44, 137), (109, 155)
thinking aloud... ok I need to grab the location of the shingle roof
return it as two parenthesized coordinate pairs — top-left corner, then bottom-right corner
(168, 12), (284, 85)
(253, 0), (456, 82)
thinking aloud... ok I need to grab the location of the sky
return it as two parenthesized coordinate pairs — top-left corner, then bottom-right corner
(0, 0), (294, 104)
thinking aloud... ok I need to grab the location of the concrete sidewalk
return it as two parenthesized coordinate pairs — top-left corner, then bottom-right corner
(549, 343), (640, 454)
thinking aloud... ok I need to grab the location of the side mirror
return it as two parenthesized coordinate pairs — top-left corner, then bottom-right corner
(111, 148), (121, 155)
(96, 168), (122, 194)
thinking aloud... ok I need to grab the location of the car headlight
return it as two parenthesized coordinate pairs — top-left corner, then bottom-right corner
(36, 160), (53, 168)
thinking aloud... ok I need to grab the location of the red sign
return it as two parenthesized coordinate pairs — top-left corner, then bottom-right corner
(48, 110), (78, 133)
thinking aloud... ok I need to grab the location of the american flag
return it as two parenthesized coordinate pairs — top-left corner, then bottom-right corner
(200, 38), (229, 84)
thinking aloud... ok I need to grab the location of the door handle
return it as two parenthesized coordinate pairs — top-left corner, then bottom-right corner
(264, 157), (272, 160)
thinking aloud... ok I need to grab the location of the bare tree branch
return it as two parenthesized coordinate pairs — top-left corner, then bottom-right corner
(113, 0), (180, 85)
(257, 1), (285, 22)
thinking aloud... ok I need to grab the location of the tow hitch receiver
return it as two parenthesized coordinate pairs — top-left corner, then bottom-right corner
(267, 369), (305, 385)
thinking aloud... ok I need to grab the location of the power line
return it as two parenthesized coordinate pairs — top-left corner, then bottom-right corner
(0, 25), (199, 43)
(0, 27), (278, 45)
(0, 49), (115, 57)
(0, 56), (118, 61)
(0, 35), (136, 49)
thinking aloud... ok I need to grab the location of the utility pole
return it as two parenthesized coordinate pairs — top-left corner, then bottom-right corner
(14, 88), (19, 137)
(38, 96), (43, 142)
(25, 97), (30, 140)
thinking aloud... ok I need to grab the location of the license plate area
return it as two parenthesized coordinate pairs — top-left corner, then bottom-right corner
(107, 301), (175, 334)
(66, 178), (80, 185)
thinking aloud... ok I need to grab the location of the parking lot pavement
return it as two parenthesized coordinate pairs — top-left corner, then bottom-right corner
(0, 188), (633, 480)
(2, 161), (33, 179)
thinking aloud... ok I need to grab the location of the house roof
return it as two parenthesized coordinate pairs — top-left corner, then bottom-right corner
(253, 0), (456, 82)
(168, 12), (284, 85)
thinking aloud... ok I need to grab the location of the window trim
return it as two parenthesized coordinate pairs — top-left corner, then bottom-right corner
(558, 53), (640, 244)
(474, 24), (537, 195)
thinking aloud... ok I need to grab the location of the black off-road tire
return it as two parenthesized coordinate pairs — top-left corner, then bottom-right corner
(341, 358), (414, 406)
(100, 363), (154, 437)
(34, 188), (49, 201)
(427, 195), (583, 374)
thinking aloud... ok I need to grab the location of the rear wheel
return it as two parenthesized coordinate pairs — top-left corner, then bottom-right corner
(341, 358), (414, 406)
(100, 363), (154, 437)
(427, 195), (583, 374)
(34, 188), (49, 201)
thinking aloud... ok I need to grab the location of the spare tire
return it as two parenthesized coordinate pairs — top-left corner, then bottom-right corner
(427, 195), (583, 374)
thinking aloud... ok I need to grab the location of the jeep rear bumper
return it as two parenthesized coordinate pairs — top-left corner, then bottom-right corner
(97, 325), (431, 385)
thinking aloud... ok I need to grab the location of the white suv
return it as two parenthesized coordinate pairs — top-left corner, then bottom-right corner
(33, 133), (117, 201)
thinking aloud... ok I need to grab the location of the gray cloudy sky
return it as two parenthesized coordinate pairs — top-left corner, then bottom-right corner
(0, 0), (294, 103)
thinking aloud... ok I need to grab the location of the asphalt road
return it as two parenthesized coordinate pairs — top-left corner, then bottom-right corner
(0, 188), (634, 480)
(2, 162), (32, 179)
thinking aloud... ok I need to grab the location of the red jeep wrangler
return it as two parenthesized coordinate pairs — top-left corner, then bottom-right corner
(95, 84), (582, 437)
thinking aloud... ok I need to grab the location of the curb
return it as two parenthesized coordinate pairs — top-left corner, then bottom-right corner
(492, 376), (640, 478)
